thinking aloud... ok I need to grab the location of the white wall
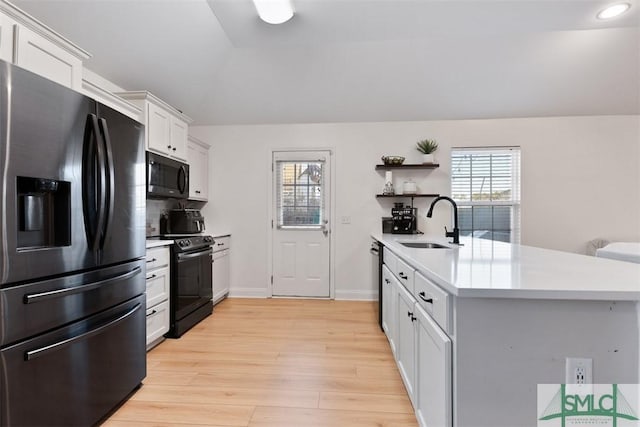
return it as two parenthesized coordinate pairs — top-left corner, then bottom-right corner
(190, 115), (640, 299)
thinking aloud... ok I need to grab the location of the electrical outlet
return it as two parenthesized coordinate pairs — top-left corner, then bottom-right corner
(566, 357), (593, 384)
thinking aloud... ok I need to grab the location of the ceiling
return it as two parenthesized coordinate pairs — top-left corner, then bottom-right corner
(11, 0), (640, 126)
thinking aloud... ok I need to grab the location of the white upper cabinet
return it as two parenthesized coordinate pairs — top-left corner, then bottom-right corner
(187, 136), (210, 201)
(148, 102), (172, 154)
(0, 12), (14, 62)
(170, 116), (188, 161)
(0, 1), (90, 90)
(116, 91), (193, 162)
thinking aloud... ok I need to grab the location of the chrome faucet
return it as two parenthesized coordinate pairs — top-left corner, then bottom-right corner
(426, 196), (460, 245)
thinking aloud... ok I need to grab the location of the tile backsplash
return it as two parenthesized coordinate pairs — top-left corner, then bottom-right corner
(146, 199), (206, 236)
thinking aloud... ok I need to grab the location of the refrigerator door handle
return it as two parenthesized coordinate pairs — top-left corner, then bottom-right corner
(24, 303), (142, 361)
(82, 114), (107, 252)
(23, 266), (142, 304)
(98, 118), (115, 250)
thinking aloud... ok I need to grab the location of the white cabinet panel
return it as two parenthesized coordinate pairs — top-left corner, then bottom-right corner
(146, 266), (169, 308)
(116, 91), (193, 162)
(147, 102), (172, 156)
(212, 248), (230, 305)
(396, 280), (417, 406)
(145, 245), (170, 350)
(13, 25), (82, 89)
(383, 247), (398, 276)
(414, 271), (450, 333)
(146, 246), (170, 271)
(187, 136), (210, 201)
(146, 300), (170, 348)
(396, 257), (415, 294)
(0, 14), (14, 62)
(382, 265), (397, 355)
(0, 3), (89, 90)
(415, 304), (452, 427)
(170, 117), (188, 161)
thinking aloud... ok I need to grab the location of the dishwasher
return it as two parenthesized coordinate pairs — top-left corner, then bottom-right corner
(371, 239), (383, 330)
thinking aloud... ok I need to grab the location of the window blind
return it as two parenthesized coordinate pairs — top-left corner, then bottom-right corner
(275, 160), (325, 228)
(451, 147), (521, 243)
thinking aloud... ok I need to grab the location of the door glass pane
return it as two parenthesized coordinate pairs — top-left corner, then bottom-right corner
(276, 160), (324, 228)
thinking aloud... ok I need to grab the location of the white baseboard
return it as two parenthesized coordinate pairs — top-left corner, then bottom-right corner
(228, 287), (269, 298)
(334, 289), (378, 301)
(227, 288), (378, 301)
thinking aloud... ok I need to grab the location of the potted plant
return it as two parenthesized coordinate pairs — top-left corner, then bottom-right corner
(416, 139), (438, 164)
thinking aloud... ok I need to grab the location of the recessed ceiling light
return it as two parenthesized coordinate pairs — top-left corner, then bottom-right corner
(252, 0), (294, 25)
(597, 3), (631, 19)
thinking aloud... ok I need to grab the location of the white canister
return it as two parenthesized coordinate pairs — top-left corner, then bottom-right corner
(403, 181), (417, 194)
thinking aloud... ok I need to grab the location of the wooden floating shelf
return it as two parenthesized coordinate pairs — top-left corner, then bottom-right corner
(375, 163), (440, 170)
(376, 194), (440, 198)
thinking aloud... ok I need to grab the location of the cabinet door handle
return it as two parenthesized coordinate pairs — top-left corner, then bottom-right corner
(195, 190), (201, 194)
(173, 147), (177, 151)
(398, 272), (408, 280)
(411, 315), (417, 322)
(146, 309), (157, 317)
(419, 291), (433, 304)
(146, 258), (157, 263)
(146, 274), (157, 280)
(407, 311), (412, 318)
(167, 145), (172, 149)
(384, 278), (390, 284)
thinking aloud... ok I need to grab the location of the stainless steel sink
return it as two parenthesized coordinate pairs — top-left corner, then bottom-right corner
(399, 241), (450, 249)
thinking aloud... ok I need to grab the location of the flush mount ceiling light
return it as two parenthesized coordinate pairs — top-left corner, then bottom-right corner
(597, 2), (631, 19)
(253, 0), (294, 24)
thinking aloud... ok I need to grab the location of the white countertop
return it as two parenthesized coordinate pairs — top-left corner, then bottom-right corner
(146, 239), (174, 249)
(596, 242), (640, 264)
(373, 233), (640, 301)
(210, 232), (231, 238)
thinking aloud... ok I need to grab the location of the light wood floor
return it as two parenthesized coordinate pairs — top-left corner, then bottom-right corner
(103, 298), (417, 427)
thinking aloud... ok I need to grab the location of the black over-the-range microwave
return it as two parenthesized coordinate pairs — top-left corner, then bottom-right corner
(146, 151), (189, 198)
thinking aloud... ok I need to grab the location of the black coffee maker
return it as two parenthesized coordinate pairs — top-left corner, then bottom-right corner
(391, 203), (417, 234)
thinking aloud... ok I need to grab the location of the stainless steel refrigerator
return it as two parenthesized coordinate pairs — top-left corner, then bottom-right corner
(0, 60), (146, 426)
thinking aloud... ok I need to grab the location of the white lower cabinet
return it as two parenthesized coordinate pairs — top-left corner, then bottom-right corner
(382, 265), (397, 355)
(212, 236), (231, 305)
(146, 299), (170, 346)
(145, 245), (171, 349)
(415, 304), (452, 427)
(382, 246), (453, 426)
(187, 136), (210, 201)
(396, 281), (417, 406)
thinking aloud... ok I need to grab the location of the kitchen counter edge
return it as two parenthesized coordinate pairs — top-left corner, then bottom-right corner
(372, 233), (640, 301)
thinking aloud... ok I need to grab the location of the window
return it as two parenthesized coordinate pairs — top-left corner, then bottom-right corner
(275, 160), (325, 228)
(451, 147), (521, 243)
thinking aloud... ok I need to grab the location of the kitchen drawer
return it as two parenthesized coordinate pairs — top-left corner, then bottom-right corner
(396, 257), (415, 294)
(146, 266), (169, 308)
(383, 247), (398, 275)
(146, 299), (169, 347)
(213, 236), (231, 251)
(146, 246), (170, 271)
(414, 271), (450, 333)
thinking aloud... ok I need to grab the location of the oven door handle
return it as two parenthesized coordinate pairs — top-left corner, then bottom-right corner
(177, 248), (213, 261)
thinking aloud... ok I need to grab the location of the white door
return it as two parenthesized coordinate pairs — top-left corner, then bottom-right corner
(272, 151), (331, 297)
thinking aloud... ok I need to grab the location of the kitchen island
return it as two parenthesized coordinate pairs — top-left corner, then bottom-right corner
(373, 233), (640, 427)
